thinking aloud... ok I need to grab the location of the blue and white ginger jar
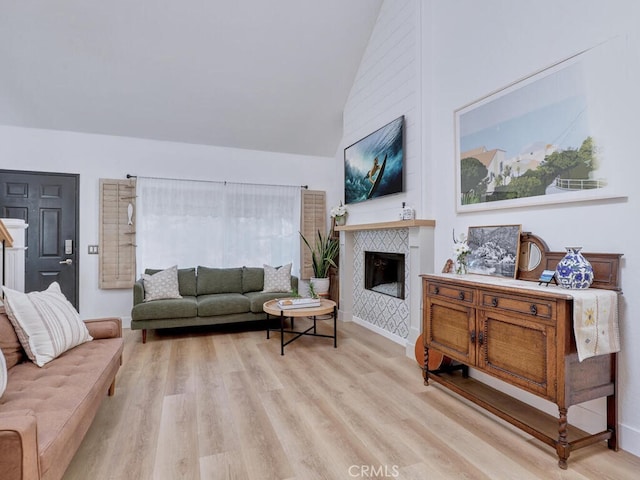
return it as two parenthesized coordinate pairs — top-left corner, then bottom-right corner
(555, 247), (594, 289)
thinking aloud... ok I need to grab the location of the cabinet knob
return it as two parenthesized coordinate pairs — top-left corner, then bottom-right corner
(478, 331), (484, 345)
(491, 297), (498, 307)
(470, 330), (476, 343)
(434, 286), (440, 295)
(530, 304), (538, 315)
(458, 291), (465, 301)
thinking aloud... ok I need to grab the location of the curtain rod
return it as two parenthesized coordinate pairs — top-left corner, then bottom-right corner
(126, 174), (308, 189)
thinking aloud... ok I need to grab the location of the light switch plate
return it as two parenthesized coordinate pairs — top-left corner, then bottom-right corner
(88, 245), (99, 254)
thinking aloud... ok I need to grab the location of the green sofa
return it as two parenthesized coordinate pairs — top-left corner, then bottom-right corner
(131, 266), (298, 343)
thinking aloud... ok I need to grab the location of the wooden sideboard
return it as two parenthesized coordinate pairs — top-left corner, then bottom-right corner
(421, 272), (619, 469)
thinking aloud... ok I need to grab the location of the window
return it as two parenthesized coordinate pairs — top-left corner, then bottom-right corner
(136, 177), (301, 274)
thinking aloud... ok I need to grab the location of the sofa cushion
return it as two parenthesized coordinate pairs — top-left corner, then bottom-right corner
(244, 291), (288, 313)
(0, 307), (25, 369)
(197, 267), (243, 295)
(197, 293), (250, 317)
(242, 267), (264, 293)
(131, 296), (197, 321)
(263, 263), (293, 293)
(145, 267), (197, 297)
(2, 283), (93, 367)
(142, 265), (182, 302)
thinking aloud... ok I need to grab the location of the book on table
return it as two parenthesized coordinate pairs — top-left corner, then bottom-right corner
(277, 298), (321, 309)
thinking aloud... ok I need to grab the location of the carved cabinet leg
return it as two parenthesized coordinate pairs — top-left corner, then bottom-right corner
(423, 344), (429, 385)
(557, 407), (569, 469)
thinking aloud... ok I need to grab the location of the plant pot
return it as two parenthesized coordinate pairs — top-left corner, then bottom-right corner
(310, 277), (330, 297)
(334, 215), (346, 226)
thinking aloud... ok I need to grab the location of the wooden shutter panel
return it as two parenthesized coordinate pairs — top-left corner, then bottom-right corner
(99, 178), (136, 289)
(300, 189), (326, 280)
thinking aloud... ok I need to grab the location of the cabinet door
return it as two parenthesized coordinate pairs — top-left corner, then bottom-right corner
(478, 310), (556, 400)
(425, 297), (475, 365)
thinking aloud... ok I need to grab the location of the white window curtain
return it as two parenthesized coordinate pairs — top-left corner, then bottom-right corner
(136, 177), (301, 275)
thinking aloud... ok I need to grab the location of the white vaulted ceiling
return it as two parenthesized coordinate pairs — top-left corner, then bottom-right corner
(0, 1), (382, 156)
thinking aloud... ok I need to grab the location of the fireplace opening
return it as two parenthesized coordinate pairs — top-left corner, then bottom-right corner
(364, 251), (405, 299)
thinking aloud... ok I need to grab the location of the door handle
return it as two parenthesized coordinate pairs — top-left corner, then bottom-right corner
(59, 259), (73, 265)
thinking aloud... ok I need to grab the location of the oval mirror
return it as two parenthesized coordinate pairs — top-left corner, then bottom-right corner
(519, 241), (543, 272)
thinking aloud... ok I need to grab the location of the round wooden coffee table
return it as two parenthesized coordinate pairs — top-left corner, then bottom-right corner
(263, 299), (337, 355)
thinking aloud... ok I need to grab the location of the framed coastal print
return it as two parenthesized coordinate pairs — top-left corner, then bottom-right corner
(344, 116), (404, 204)
(466, 224), (521, 278)
(455, 39), (626, 212)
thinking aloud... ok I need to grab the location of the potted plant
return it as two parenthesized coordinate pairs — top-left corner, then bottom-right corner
(330, 202), (348, 226)
(300, 229), (339, 297)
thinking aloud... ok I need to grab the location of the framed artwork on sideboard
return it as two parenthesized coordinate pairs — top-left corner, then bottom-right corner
(467, 224), (522, 278)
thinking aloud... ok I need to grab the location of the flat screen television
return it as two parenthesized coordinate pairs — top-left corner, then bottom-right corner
(344, 115), (404, 204)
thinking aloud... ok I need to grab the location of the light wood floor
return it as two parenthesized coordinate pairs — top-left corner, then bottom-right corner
(63, 319), (640, 480)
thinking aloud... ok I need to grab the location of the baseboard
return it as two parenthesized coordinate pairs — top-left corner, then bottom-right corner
(350, 315), (406, 346)
(620, 422), (640, 457)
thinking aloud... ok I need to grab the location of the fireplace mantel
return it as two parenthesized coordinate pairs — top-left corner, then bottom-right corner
(335, 219), (435, 232)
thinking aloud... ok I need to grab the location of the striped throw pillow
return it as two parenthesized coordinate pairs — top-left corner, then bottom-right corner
(2, 282), (92, 367)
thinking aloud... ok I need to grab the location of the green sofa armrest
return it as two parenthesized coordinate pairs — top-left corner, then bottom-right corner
(133, 279), (145, 306)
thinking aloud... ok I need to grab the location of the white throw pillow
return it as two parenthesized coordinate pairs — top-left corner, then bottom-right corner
(263, 263), (292, 293)
(0, 351), (6, 398)
(2, 282), (92, 367)
(142, 265), (182, 302)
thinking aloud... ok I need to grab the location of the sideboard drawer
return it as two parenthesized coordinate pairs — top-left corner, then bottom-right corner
(428, 282), (474, 304)
(481, 292), (555, 320)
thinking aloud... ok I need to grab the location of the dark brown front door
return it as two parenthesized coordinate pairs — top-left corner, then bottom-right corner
(0, 170), (79, 309)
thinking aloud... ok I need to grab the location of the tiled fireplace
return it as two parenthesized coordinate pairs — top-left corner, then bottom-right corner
(337, 220), (434, 355)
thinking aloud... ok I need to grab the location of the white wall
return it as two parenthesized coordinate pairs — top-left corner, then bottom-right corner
(340, 0), (640, 458)
(0, 125), (335, 325)
(333, 0), (423, 221)
(427, 0), (640, 456)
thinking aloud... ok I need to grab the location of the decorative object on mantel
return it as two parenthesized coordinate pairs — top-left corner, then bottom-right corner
(452, 230), (470, 274)
(399, 202), (414, 220)
(300, 230), (339, 297)
(330, 202), (347, 226)
(555, 247), (594, 289)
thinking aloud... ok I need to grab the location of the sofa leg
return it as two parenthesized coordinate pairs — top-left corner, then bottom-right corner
(108, 379), (116, 396)
(142, 329), (147, 344)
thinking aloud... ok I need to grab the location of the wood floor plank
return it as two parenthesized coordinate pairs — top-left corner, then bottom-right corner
(61, 323), (640, 480)
(223, 370), (294, 480)
(234, 334), (284, 393)
(260, 389), (347, 480)
(200, 451), (250, 480)
(193, 336), (241, 458)
(153, 393), (200, 480)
